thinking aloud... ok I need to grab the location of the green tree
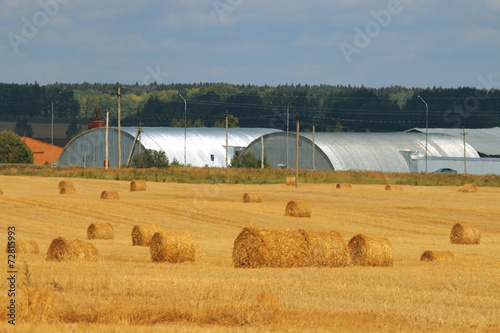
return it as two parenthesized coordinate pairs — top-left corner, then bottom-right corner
(230, 152), (270, 168)
(14, 118), (34, 137)
(214, 114), (239, 128)
(333, 121), (343, 132)
(0, 131), (34, 164)
(132, 149), (169, 168)
(66, 118), (82, 139)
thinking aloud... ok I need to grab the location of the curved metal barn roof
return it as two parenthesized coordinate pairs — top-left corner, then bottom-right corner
(241, 132), (479, 172)
(57, 127), (281, 168)
(301, 132), (479, 172)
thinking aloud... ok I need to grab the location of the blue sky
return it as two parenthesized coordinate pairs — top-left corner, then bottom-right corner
(1, 0), (500, 88)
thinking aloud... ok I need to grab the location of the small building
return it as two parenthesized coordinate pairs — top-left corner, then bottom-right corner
(20, 137), (63, 166)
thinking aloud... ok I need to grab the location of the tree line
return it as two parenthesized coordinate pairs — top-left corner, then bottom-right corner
(1, 82), (499, 133)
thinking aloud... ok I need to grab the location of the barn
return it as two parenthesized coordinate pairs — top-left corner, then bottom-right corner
(240, 131), (489, 173)
(56, 127), (281, 168)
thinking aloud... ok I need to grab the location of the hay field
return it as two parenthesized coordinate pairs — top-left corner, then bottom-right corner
(1, 175), (499, 332)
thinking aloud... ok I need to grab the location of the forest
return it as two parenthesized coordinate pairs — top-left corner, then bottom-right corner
(1, 81), (499, 133)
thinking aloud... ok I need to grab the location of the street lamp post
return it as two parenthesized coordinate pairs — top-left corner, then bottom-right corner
(418, 95), (429, 173)
(286, 96), (298, 169)
(177, 92), (187, 167)
(51, 91), (61, 168)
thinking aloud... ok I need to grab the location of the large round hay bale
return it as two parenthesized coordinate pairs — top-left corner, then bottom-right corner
(233, 227), (310, 268)
(285, 200), (311, 217)
(243, 193), (261, 203)
(336, 183), (352, 189)
(87, 223), (114, 240)
(132, 224), (161, 246)
(46, 237), (100, 262)
(101, 190), (119, 200)
(5, 240), (39, 254)
(457, 184), (478, 193)
(348, 234), (393, 267)
(150, 231), (195, 263)
(285, 177), (295, 186)
(420, 250), (454, 262)
(299, 229), (349, 267)
(450, 223), (480, 245)
(130, 179), (147, 192)
(385, 184), (403, 191)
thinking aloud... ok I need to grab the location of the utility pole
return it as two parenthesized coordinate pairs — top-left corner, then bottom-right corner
(177, 92), (187, 166)
(463, 127), (467, 174)
(225, 110), (229, 168)
(418, 95), (429, 173)
(312, 118), (316, 171)
(117, 85), (122, 168)
(51, 91), (61, 168)
(286, 96), (298, 170)
(295, 112), (299, 188)
(105, 108), (109, 170)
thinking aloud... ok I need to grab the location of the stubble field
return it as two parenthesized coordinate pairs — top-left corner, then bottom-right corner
(1, 175), (499, 332)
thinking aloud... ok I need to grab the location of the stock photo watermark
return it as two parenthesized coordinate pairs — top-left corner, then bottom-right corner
(142, 64), (170, 85)
(213, 0), (243, 21)
(7, 0), (71, 54)
(443, 74), (500, 127)
(339, 0), (405, 64)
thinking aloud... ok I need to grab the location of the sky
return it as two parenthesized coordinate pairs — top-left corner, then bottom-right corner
(1, 0), (500, 89)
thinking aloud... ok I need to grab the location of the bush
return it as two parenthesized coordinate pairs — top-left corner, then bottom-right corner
(0, 131), (34, 164)
(132, 149), (169, 168)
(231, 152), (270, 169)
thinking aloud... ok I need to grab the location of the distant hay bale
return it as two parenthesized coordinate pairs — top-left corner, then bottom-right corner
(286, 177), (296, 186)
(46, 237), (99, 262)
(58, 180), (76, 194)
(5, 240), (39, 254)
(285, 200), (311, 217)
(348, 234), (393, 267)
(130, 179), (147, 192)
(101, 190), (119, 200)
(420, 250), (454, 262)
(450, 223), (481, 245)
(385, 184), (403, 191)
(299, 229), (349, 267)
(336, 183), (352, 189)
(457, 184), (478, 193)
(87, 223), (114, 240)
(150, 231), (195, 263)
(132, 224), (161, 246)
(233, 227), (311, 268)
(243, 193), (261, 203)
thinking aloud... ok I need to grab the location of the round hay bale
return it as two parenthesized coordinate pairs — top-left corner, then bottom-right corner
(285, 177), (296, 186)
(420, 250), (454, 262)
(5, 240), (39, 254)
(58, 180), (74, 189)
(46, 237), (100, 262)
(243, 193), (261, 203)
(87, 223), (114, 240)
(457, 184), (478, 193)
(336, 183), (352, 189)
(299, 229), (349, 267)
(101, 190), (119, 200)
(233, 227), (310, 268)
(450, 223), (481, 245)
(348, 234), (393, 267)
(285, 200), (311, 218)
(132, 224), (161, 246)
(150, 231), (195, 263)
(385, 184), (403, 191)
(130, 179), (147, 192)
